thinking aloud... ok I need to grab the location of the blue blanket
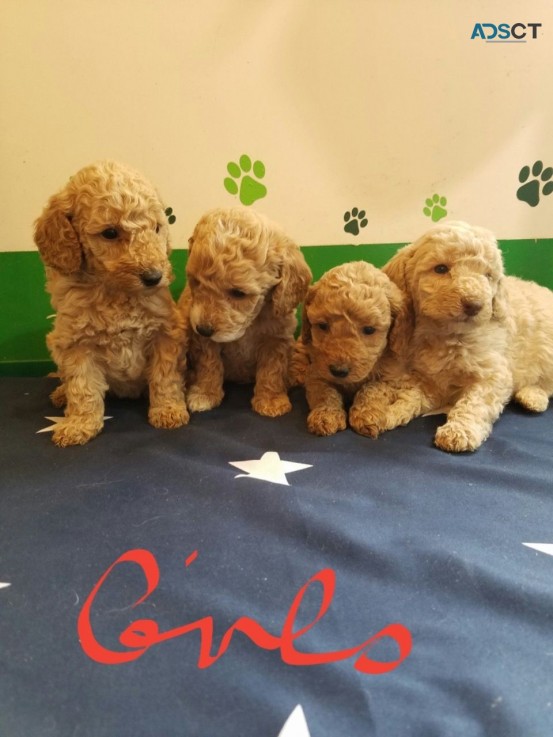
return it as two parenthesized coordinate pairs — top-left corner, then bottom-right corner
(1, 377), (552, 736)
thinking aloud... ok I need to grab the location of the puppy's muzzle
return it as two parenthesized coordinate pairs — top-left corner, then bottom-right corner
(462, 299), (483, 317)
(329, 364), (350, 379)
(140, 269), (163, 287)
(196, 324), (215, 338)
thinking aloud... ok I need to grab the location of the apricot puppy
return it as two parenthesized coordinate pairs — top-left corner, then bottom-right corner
(298, 261), (403, 436)
(34, 160), (189, 446)
(179, 207), (311, 416)
(358, 221), (553, 452)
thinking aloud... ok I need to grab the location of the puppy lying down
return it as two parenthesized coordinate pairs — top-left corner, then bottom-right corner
(355, 221), (553, 452)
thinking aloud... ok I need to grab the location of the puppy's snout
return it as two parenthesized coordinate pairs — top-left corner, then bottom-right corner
(462, 299), (483, 317)
(140, 269), (163, 287)
(196, 324), (215, 338)
(329, 364), (350, 379)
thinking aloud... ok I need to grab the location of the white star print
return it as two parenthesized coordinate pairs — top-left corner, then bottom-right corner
(523, 543), (553, 557)
(229, 452), (312, 486)
(278, 705), (311, 737)
(37, 416), (113, 434)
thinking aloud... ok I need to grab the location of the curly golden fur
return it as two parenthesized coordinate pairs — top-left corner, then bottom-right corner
(34, 160), (188, 446)
(354, 221), (553, 452)
(296, 261), (404, 435)
(178, 207), (311, 416)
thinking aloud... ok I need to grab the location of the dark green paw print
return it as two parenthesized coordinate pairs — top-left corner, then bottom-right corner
(343, 208), (368, 236)
(224, 155), (267, 206)
(423, 194), (447, 222)
(165, 207), (176, 224)
(517, 161), (553, 207)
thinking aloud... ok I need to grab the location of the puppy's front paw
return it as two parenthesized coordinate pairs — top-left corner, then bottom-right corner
(288, 351), (309, 387)
(51, 417), (103, 447)
(514, 386), (549, 413)
(348, 406), (382, 438)
(307, 407), (347, 436)
(50, 384), (66, 408)
(252, 393), (292, 417)
(434, 421), (485, 453)
(149, 403), (190, 429)
(187, 385), (224, 413)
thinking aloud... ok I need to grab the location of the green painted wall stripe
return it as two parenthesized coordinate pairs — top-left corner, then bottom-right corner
(1, 239), (552, 376)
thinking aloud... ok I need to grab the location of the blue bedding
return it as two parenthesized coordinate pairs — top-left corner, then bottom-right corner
(1, 377), (552, 736)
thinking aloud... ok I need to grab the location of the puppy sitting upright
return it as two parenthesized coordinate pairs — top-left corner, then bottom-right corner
(179, 208), (311, 416)
(34, 160), (189, 446)
(299, 261), (404, 436)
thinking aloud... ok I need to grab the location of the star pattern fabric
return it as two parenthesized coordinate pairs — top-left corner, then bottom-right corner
(277, 705), (311, 737)
(2, 377), (553, 736)
(37, 416), (113, 434)
(229, 452), (312, 485)
(522, 543), (553, 557)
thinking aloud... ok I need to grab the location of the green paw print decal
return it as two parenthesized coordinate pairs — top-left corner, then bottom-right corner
(224, 155), (267, 206)
(343, 208), (368, 236)
(517, 161), (553, 207)
(165, 207), (176, 224)
(423, 194), (447, 222)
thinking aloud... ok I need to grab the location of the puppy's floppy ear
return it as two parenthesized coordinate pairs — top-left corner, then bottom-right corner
(163, 213), (173, 257)
(492, 276), (509, 323)
(387, 292), (414, 359)
(382, 242), (416, 294)
(272, 238), (312, 317)
(34, 191), (82, 274)
(487, 240), (509, 323)
(300, 283), (317, 345)
(382, 253), (416, 359)
(386, 279), (404, 318)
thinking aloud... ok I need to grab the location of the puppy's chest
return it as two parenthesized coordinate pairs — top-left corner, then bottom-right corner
(413, 335), (484, 380)
(219, 316), (287, 382)
(221, 339), (257, 382)
(59, 301), (163, 355)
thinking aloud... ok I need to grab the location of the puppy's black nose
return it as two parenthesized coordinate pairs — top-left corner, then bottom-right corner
(462, 300), (482, 317)
(329, 364), (349, 378)
(196, 324), (214, 338)
(141, 269), (163, 287)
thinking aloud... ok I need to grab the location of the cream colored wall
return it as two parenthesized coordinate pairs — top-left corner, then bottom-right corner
(1, 0), (552, 252)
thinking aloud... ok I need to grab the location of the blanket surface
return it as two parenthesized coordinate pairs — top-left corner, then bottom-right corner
(1, 377), (552, 737)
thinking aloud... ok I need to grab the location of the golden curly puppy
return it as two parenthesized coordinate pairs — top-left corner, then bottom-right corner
(354, 221), (553, 452)
(179, 207), (311, 416)
(298, 261), (404, 436)
(34, 160), (189, 447)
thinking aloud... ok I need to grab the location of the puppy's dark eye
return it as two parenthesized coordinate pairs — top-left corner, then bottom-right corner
(229, 288), (246, 299)
(101, 227), (119, 240)
(362, 326), (376, 335)
(156, 224), (161, 234)
(434, 264), (449, 274)
(316, 322), (329, 332)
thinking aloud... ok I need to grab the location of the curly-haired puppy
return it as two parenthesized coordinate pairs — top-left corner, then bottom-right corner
(298, 261), (404, 436)
(354, 221), (553, 452)
(178, 207), (311, 416)
(34, 160), (189, 446)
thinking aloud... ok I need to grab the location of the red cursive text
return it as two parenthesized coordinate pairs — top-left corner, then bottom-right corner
(77, 549), (412, 674)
